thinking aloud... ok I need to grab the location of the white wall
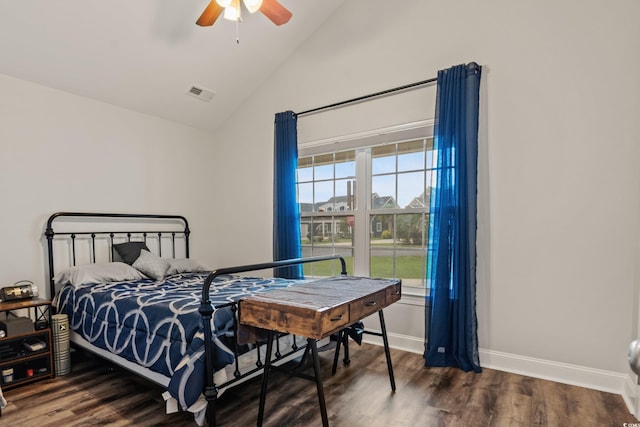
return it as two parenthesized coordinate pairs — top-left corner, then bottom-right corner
(211, 0), (640, 402)
(0, 74), (219, 294)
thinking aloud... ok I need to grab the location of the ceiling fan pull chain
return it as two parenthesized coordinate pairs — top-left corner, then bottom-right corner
(236, 18), (240, 44)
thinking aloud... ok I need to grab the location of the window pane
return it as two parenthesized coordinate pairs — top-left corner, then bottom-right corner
(301, 214), (355, 277)
(371, 175), (396, 209)
(398, 171), (424, 208)
(335, 179), (355, 212)
(395, 248), (425, 287)
(370, 214), (393, 238)
(335, 216), (353, 240)
(314, 153), (334, 180)
(372, 144), (396, 174)
(369, 213), (426, 287)
(301, 219), (312, 245)
(335, 151), (355, 179)
(396, 213), (424, 246)
(298, 182), (313, 208)
(426, 168), (433, 190)
(429, 169), (438, 195)
(297, 157), (313, 182)
(315, 181), (333, 211)
(397, 212), (426, 290)
(307, 218), (324, 242)
(370, 213), (394, 278)
(397, 140), (425, 172)
(370, 249), (394, 279)
(430, 147), (439, 169)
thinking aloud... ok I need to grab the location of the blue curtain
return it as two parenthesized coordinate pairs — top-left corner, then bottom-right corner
(424, 63), (482, 372)
(273, 111), (303, 279)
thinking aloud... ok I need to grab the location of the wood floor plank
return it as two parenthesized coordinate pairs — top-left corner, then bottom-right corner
(0, 344), (636, 426)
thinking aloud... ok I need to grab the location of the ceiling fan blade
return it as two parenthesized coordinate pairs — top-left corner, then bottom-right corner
(196, 1), (224, 27)
(260, 0), (292, 26)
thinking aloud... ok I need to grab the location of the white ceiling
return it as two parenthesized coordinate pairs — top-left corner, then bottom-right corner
(0, 0), (346, 133)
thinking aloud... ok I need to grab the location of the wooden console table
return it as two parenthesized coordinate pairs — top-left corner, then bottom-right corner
(238, 276), (401, 426)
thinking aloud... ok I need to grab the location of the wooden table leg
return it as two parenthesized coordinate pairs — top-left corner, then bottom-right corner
(309, 338), (329, 427)
(257, 331), (275, 426)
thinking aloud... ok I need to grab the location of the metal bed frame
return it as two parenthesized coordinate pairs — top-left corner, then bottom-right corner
(45, 212), (347, 427)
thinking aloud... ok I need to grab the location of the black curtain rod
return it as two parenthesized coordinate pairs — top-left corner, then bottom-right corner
(296, 76), (437, 117)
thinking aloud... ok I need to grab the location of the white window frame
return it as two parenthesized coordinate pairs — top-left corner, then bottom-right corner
(299, 121), (434, 296)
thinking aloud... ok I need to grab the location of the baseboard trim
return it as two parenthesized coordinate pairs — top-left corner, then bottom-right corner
(624, 373), (637, 416)
(362, 335), (637, 416)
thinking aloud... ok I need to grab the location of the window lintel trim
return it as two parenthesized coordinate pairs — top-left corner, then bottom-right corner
(299, 120), (434, 157)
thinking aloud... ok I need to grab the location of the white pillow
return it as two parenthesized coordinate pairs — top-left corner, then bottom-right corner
(133, 249), (171, 281)
(166, 258), (209, 276)
(54, 262), (146, 288)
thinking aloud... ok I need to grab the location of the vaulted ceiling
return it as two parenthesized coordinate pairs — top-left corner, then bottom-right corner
(0, 1), (346, 132)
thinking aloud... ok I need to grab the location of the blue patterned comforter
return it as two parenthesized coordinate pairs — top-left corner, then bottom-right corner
(56, 272), (304, 409)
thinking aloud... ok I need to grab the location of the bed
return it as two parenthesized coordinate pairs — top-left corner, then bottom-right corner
(45, 212), (352, 426)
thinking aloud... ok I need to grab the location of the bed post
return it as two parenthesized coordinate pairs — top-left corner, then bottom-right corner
(45, 212), (63, 304)
(45, 224), (55, 303)
(198, 300), (218, 427)
(184, 224), (191, 259)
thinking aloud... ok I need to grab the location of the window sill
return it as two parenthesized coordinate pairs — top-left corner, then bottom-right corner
(402, 286), (427, 298)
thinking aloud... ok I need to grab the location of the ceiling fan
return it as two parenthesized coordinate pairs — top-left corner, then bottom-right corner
(196, 0), (293, 27)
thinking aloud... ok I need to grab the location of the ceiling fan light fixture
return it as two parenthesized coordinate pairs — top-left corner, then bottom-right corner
(243, 0), (263, 13)
(196, 0), (292, 28)
(223, 0), (241, 21)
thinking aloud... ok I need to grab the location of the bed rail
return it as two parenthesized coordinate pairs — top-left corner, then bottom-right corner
(199, 254), (347, 427)
(201, 254), (347, 302)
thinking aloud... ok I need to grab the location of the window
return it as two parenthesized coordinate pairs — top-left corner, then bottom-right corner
(297, 133), (435, 288)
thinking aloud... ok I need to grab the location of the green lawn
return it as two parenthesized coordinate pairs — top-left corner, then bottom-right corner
(303, 255), (427, 279)
(303, 258), (354, 277)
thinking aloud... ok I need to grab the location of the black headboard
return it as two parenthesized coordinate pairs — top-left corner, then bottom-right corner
(45, 212), (190, 300)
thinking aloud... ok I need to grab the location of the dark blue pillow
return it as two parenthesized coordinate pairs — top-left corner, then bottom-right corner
(113, 241), (150, 265)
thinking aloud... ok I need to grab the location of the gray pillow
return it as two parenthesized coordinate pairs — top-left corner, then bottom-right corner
(133, 249), (171, 281)
(53, 262), (146, 288)
(166, 258), (210, 276)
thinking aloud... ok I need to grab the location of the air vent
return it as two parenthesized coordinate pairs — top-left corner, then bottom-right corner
(186, 85), (216, 102)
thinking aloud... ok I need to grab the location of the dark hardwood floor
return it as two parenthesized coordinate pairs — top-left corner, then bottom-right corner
(0, 344), (636, 426)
